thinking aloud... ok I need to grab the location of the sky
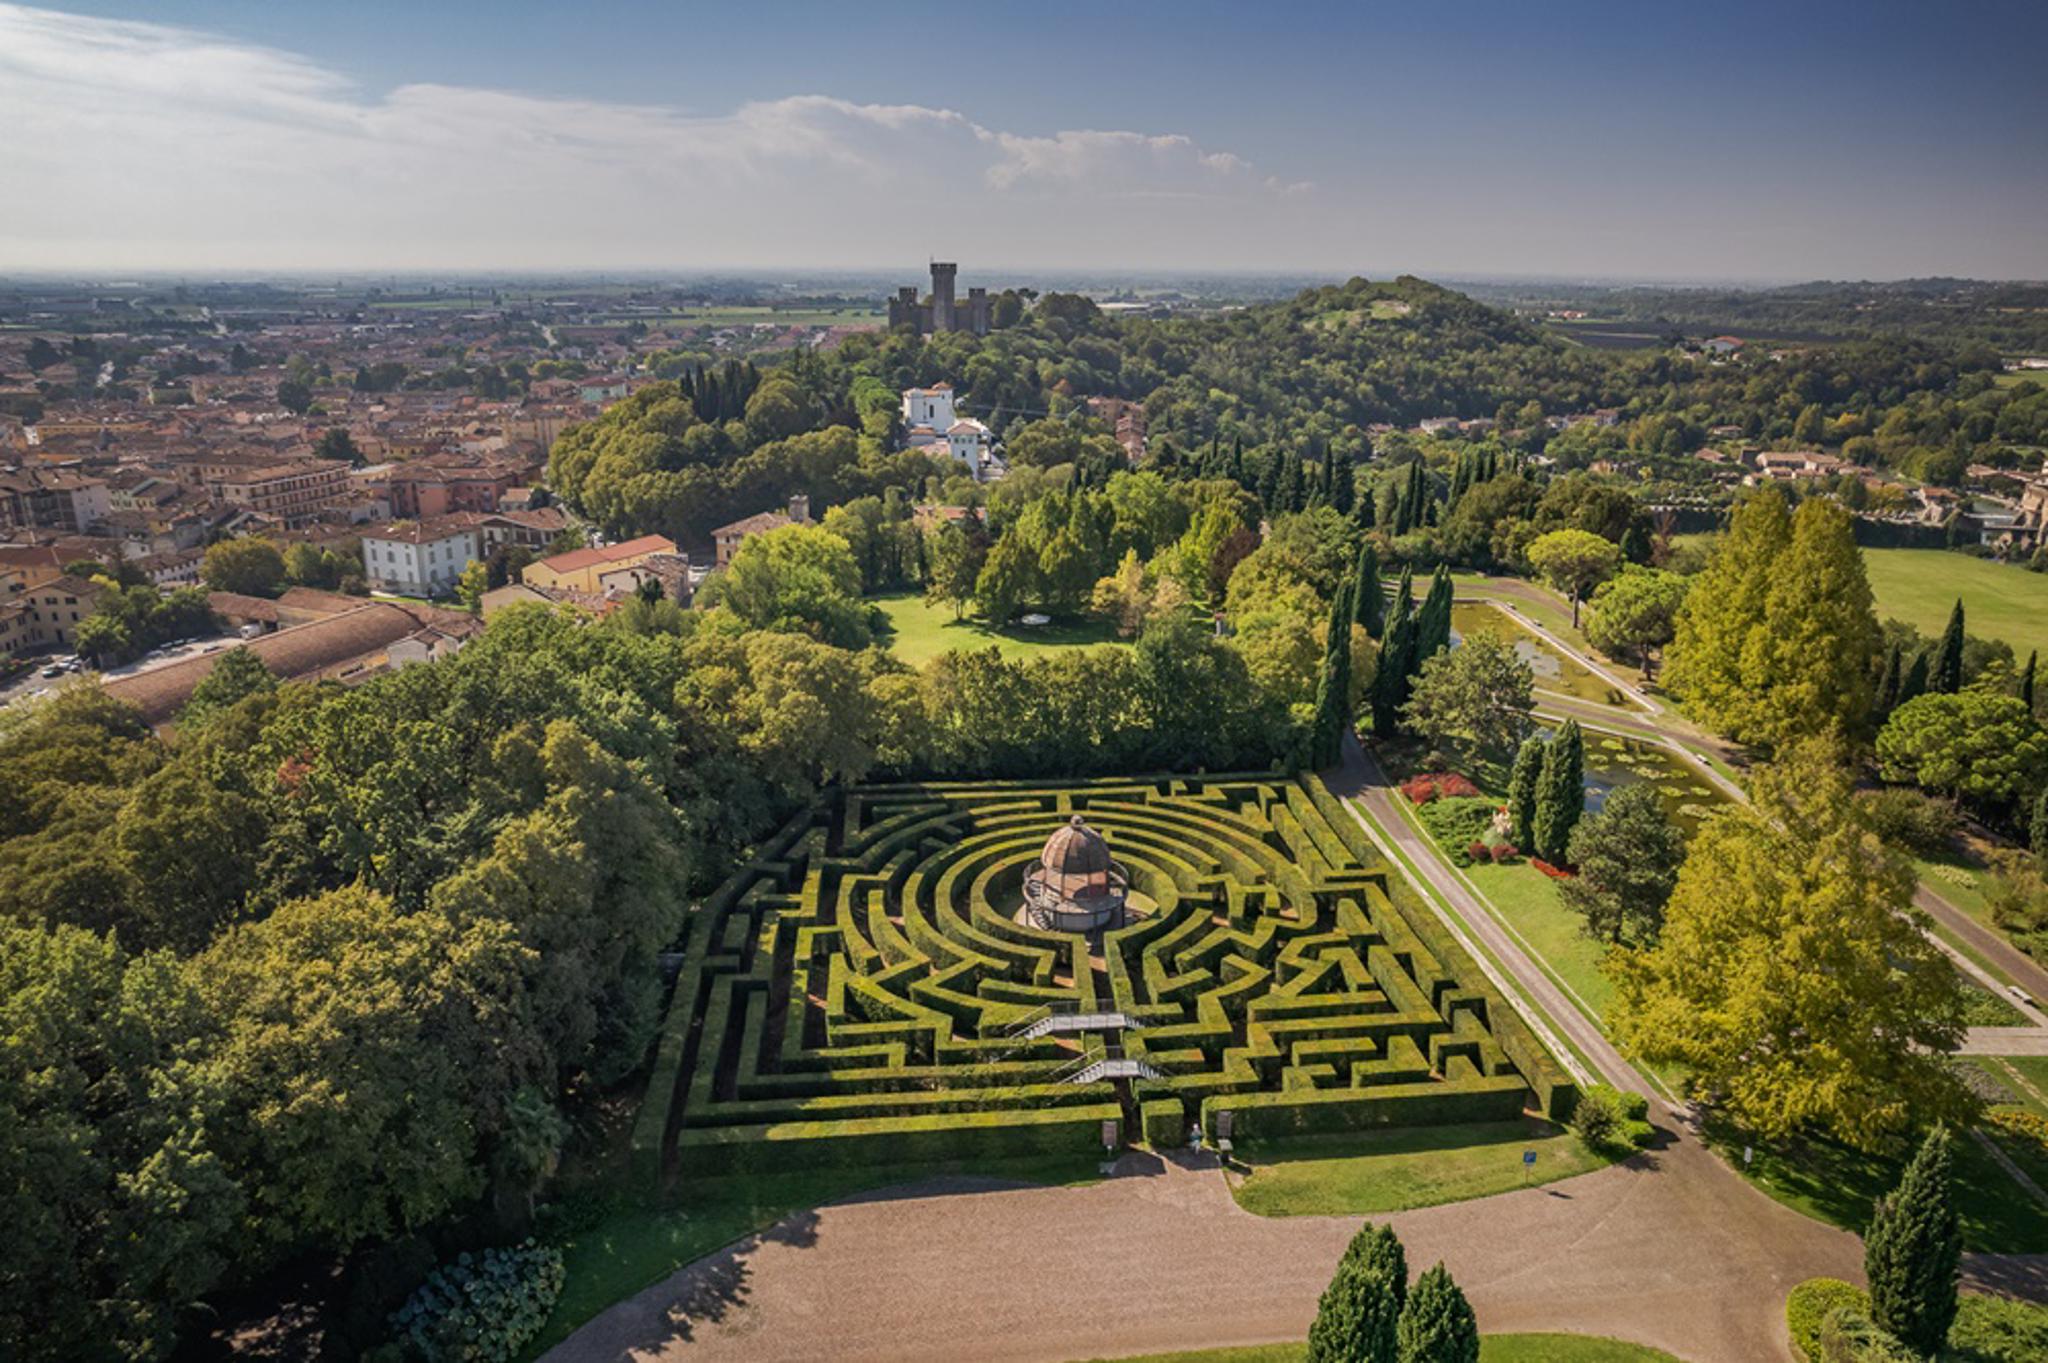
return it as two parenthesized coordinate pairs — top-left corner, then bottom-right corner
(3, 0), (2046, 282)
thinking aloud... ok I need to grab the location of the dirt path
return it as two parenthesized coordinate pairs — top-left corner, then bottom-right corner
(546, 1140), (1867, 1363)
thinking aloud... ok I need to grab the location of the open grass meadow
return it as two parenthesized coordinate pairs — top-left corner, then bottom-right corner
(1229, 1118), (1614, 1218)
(873, 591), (1131, 665)
(1861, 548), (2048, 663)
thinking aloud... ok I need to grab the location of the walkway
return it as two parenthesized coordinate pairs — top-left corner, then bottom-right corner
(548, 1143), (1870, 1363)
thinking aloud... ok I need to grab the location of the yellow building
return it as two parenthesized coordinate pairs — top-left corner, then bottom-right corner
(520, 534), (676, 595)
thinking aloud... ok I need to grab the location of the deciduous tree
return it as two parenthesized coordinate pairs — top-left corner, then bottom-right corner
(1559, 782), (1685, 945)
(1400, 631), (1534, 762)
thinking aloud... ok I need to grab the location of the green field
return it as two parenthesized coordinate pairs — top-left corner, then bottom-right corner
(874, 591), (1130, 665)
(1862, 548), (2048, 663)
(1230, 1118), (1613, 1217)
(1452, 600), (1622, 705)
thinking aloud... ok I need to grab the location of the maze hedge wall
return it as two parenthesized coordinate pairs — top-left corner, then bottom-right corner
(631, 775), (1575, 1184)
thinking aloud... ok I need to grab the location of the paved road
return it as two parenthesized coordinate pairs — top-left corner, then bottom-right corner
(550, 1142), (1871, 1363)
(1962, 1028), (2048, 1056)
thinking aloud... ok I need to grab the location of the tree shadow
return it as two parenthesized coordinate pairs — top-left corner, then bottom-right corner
(632, 1207), (823, 1351)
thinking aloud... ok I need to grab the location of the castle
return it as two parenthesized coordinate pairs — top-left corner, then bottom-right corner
(887, 262), (991, 336)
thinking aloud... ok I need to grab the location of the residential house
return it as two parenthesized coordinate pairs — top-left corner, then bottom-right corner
(522, 533), (679, 594)
(711, 494), (811, 569)
(21, 574), (110, 649)
(358, 516), (483, 597)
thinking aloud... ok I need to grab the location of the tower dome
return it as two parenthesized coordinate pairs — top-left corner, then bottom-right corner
(1023, 815), (1128, 931)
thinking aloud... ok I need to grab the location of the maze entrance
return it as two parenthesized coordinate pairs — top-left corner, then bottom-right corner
(632, 775), (1575, 1183)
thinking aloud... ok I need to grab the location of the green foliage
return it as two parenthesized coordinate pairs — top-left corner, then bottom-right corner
(1395, 1262), (1480, 1363)
(1611, 745), (1975, 1151)
(1558, 782), (1684, 945)
(1856, 787), (1961, 858)
(1506, 737), (1543, 853)
(1876, 689), (2048, 815)
(1525, 528), (1619, 625)
(389, 1241), (565, 1363)
(1945, 1292), (2048, 1361)
(700, 523), (873, 646)
(1532, 719), (1583, 865)
(1567, 1084), (1654, 1155)
(201, 535), (287, 597)
(1583, 567), (1689, 677)
(1865, 1126), (1961, 1356)
(1787, 1278), (1870, 1362)
(1310, 1226), (1404, 1363)
(1935, 599), (1966, 695)
(1401, 631), (1534, 762)
(1310, 581), (1357, 767)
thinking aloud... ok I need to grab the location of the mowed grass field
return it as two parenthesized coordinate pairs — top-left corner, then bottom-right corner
(873, 592), (1131, 665)
(1862, 548), (2048, 662)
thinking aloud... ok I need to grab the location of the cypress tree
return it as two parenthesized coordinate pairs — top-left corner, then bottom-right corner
(1935, 598), (1965, 694)
(1408, 459), (1427, 521)
(1395, 1262), (1479, 1363)
(1230, 436), (1245, 486)
(1865, 1125), (1961, 1357)
(1307, 1259), (1401, 1363)
(1507, 736), (1544, 853)
(1876, 643), (1902, 715)
(1353, 544), (1385, 639)
(1899, 649), (1930, 707)
(2032, 787), (2048, 863)
(1332, 455), (1355, 516)
(1339, 1220), (1409, 1284)
(1619, 522), (1652, 565)
(1372, 576), (1417, 738)
(1310, 582), (1356, 768)
(2023, 649), (2037, 714)
(1257, 451), (1282, 511)
(1416, 565), (1454, 663)
(1533, 719), (1584, 865)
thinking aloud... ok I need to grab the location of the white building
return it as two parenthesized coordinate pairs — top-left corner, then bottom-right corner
(946, 418), (994, 481)
(359, 515), (483, 597)
(902, 384), (957, 443)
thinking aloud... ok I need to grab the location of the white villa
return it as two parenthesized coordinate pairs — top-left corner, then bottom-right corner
(901, 384), (996, 482)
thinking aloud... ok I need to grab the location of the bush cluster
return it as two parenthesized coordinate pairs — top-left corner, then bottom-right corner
(387, 1242), (565, 1363)
(1568, 1084), (1654, 1154)
(1788, 1278), (1869, 1361)
(1857, 787), (1962, 857)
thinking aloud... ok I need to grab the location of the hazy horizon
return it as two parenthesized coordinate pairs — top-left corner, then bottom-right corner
(5, 0), (2046, 280)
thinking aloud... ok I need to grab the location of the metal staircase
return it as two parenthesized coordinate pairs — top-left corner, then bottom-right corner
(1006, 1005), (1146, 1042)
(1052, 1046), (1163, 1085)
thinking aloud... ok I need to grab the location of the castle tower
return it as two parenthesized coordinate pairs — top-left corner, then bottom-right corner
(931, 261), (958, 332)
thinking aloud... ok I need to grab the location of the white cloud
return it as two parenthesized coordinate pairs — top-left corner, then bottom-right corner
(0, 3), (1306, 271)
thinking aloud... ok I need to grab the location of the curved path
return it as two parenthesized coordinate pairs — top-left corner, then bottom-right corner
(548, 1139), (1869, 1363)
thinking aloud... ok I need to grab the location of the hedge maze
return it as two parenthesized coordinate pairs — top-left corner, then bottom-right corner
(632, 775), (1575, 1183)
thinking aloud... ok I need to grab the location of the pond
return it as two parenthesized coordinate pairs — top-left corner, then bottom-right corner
(1449, 601), (1624, 707)
(1537, 726), (1731, 837)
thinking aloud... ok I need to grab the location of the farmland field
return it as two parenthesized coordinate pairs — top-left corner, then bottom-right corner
(1862, 548), (2048, 662)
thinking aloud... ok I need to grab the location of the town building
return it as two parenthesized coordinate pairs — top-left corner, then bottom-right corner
(358, 516), (484, 597)
(20, 573), (110, 649)
(0, 470), (112, 534)
(521, 533), (679, 594)
(214, 459), (352, 525)
(887, 262), (992, 336)
(711, 494), (811, 568)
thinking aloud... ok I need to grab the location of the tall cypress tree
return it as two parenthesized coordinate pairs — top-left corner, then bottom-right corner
(1899, 649), (1930, 707)
(1372, 575), (1417, 738)
(1407, 460), (1428, 526)
(1416, 565), (1454, 663)
(1876, 643), (1902, 715)
(1229, 435), (1245, 486)
(2032, 787), (2048, 862)
(1353, 544), (1385, 639)
(1506, 736), (1544, 853)
(1308, 1260), (1401, 1363)
(1256, 451), (1282, 511)
(1310, 581), (1356, 768)
(1934, 598), (1965, 694)
(1533, 719), (1584, 865)
(1331, 455), (1355, 516)
(1865, 1125), (1960, 1358)
(1394, 1262), (1479, 1363)
(2023, 649), (2037, 714)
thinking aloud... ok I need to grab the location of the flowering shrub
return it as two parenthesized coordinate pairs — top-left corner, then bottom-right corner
(1401, 772), (1482, 804)
(1988, 1107), (2048, 1152)
(1467, 841), (1492, 863)
(1492, 843), (1520, 863)
(389, 1241), (565, 1363)
(1531, 858), (1574, 879)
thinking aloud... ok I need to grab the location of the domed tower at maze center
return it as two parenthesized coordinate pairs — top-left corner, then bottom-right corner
(1022, 815), (1129, 932)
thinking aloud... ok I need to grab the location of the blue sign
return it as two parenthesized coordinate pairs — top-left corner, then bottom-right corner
(1522, 1150), (1537, 1167)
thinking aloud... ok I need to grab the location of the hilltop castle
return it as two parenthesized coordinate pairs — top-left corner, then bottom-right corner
(887, 261), (991, 336)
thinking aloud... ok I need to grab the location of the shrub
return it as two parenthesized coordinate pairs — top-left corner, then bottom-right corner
(1816, 1304), (1918, 1362)
(1787, 1278), (1868, 1361)
(1531, 858), (1573, 879)
(1986, 1106), (2048, 1152)
(1857, 788), (1961, 857)
(1569, 1083), (1653, 1154)
(1402, 772), (1482, 803)
(388, 1242), (565, 1363)
(1492, 842), (1519, 863)
(1466, 841), (1492, 864)
(1947, 1291), (2048, 1360)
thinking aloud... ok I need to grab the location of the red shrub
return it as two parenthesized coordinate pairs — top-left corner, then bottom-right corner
(1493, 843), (1519, 863)
(1402, 777), (1438, 804)
(1466, 841), (1492, 863)
(1433, 772), (1482, 799)
(1401, 772), (1482, 804)
(1531, 858), (1575, 879)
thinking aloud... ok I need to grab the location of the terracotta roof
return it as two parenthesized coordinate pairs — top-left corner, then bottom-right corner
(712, 511), (791, 540)
(206, 591), (280, 622)
(529, 533), (674, 575)
(276, 586), (368, 616)
(359, 515), (482, 545)
(37, 574), (109, 598)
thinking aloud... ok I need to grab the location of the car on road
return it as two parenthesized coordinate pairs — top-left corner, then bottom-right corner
(2010, 985), (2036, 1008)
(39, 664), (63, 677)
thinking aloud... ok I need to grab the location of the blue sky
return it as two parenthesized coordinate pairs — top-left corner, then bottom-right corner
(4, 0), (2045, 279)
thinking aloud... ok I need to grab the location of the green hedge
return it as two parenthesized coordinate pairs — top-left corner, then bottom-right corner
(675, 1100), (1124, 1175)
(1201, 1074), (1530, 1142)
(1786, 1278), (1868, 1362)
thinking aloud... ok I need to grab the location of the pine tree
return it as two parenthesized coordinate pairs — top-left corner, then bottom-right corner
(1935, 599), (1965, 694)
(1533, 719), (1584, 865)
(1865, 1125), (1961, 1357)
(1310, 582), (1356, 768)
(2023, 649), (2038, 714)
(1353, 544), (1385, 639)
(1308, 1260), (1402, 1363)
(1507, 736), (1544, 853)
(1394, 1262), (1479, 1363)
(1900, 649), (1930, 706)
(1876, 643), (1903, 715)
(1753, 498), (1881, 749)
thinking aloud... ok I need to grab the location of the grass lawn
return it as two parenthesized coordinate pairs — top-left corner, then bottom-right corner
(1452, 600), (1624, 706)
(1703, 1118), (2048, 1253)
(1071, 1335), (1680, 1363)
(1863, 548), (2048, 664)
(1991, 1055), (2048, 1112)
(873, 591), (1130, 665)
(1229, 1118), (1615, 1217)
(525, 1154), (1099, 1356)
(1463, 861), (1616, 1018)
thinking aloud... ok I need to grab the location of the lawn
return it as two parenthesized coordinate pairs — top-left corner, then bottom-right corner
(1072, 1335), (1680, 1363)
(1452, 600), (1624, 706)
(1977, 1056), (2048, 1116)
(1462, 860), (1616, 1018)
(1863, 547), (2048, 664)
(1229, 1118), (1615, 1218)
(526, 1154), (1100, 1356)
(873, 591), (1131, 665)
(1703, 1118), (2048, 1253)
